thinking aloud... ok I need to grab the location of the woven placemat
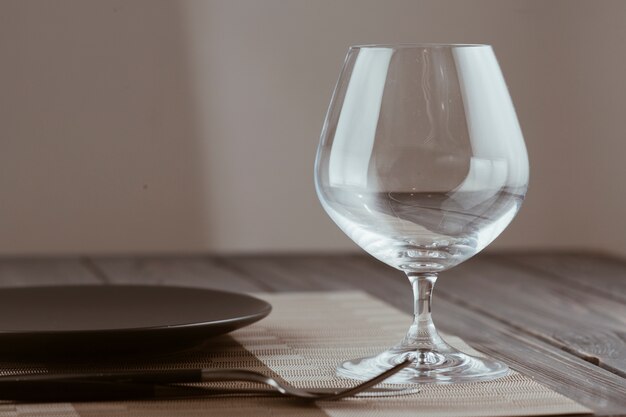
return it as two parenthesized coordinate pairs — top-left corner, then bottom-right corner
(0, 291), (591, 417)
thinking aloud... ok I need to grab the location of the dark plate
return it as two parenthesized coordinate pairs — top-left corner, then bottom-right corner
(0, 285), (271, 359)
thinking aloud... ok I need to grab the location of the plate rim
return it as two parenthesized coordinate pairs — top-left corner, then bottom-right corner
(0, 284), (272, 336)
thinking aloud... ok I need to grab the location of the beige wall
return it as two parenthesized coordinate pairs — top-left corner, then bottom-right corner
(1, 0), (625, 256)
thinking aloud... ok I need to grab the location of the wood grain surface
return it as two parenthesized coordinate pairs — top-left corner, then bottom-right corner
(0, 252), (624, 416)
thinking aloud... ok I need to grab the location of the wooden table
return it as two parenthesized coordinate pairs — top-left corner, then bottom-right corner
(1, 252), (625, 416)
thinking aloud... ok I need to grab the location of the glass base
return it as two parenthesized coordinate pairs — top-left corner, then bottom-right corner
(337, 346), (509, 384)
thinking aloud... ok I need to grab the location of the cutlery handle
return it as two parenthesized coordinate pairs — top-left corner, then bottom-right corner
(0, 380), (159, 402)
(0, 369), (203, 385)
(0, 369), (207, 402)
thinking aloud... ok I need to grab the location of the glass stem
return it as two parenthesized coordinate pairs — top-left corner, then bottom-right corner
(400, 273), (449, 357)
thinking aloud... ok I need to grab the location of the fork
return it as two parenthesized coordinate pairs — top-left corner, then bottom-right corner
(0, 359), (415, 402)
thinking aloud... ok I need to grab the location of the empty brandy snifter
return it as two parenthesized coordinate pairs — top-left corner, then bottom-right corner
(314, 44), (529, 383)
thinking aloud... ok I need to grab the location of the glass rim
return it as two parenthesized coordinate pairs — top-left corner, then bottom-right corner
(349, 43), (491, 50)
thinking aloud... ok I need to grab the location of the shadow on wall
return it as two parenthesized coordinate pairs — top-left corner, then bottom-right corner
(0, 1), (208, 254)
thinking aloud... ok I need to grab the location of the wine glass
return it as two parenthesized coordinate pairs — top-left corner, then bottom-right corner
(314, 44), (529, 383)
